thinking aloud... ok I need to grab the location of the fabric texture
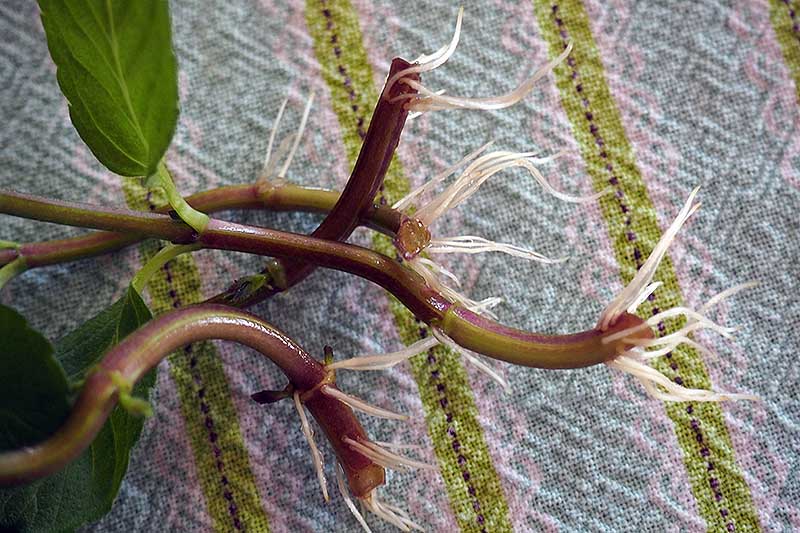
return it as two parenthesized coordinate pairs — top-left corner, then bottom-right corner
(1, 1), (798, 532)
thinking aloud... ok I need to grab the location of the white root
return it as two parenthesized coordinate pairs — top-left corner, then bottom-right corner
(257, 92), (314, 182)
(428, 235), (565, 264)
(414, 150), (597, 227)
(321, 386), (409, 421)
(393, 141), (494, 211)
(405, 257), (503, 319)
(293, 391), (329, 502)
(386, 8), (573, 115)
(363, 490), (424, 532)
(335, 465), (372, 533)
(598, 187), (701, 331)
(344, 437), (438, 472)
(608, 354), (758, 402)
(327, 336), (440, 371)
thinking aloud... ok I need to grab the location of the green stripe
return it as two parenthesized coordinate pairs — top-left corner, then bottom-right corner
(531, 2), (761, 532)
(769, 0), (800, 103)
(122, 180), (271, 533)
(305, 2), (513, 531)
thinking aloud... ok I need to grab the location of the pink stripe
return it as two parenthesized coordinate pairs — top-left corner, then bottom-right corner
(152, 361), (215, 531)
(581, 0), (706, 526)
(218, 339), (317, 532)
(584, 0), (799, 529)
(725, 1), (800, 526)
(190, 2), (355, 529)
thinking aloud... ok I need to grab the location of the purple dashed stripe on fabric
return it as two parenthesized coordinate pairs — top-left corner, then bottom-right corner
(319, 3), (368, 141)
(418, 326), (488, 533)
(550, 4), (736, 531)
(147, 192), (244, 531)
(319, 0), (389, 204)
(781, 0), (800, 43)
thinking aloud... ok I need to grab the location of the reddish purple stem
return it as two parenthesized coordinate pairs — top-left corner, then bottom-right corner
(214, 58), (419, 307)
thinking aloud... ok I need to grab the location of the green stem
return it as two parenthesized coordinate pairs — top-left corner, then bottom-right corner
(0, 240), (20, 250)
(0, 191), (187, 241)
(146, 162), (209, 233)
(131, 243), (201, 293)
(0, 183), (400, 270)
(0, 256), (27, 291)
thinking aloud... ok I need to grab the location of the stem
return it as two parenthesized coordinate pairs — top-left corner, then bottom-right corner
(9, 232), (141, 269)
(0, 191), (190, 242)
(130, 243), (201, 293)
(0, 304), (384, 497)
(0, 248), (17, 267)
(0, 256), (27, 290)
(221, 58), (420, 307)
(441, 307), (652, 369)
(0, 190), (651, 369)
(146, 162), (209, 234)
(0, 183), (400, 270)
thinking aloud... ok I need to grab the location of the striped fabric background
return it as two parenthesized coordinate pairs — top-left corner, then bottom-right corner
(1, 1), (798, 532)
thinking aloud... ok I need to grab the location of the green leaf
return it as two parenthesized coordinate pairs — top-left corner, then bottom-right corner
(0, 306), (70, 451)
(57, 284), (152, 382)
(0, 287), (156, 532)
(38, 0), (179, 176)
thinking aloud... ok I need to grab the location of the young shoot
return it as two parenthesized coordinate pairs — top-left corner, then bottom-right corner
(0, 256), (27, 291)
(144, 162), (210, 234)
(130, 243), (202, 294)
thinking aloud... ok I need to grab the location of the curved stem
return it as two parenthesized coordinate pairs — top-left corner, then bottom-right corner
(0, 304), (384, 497)
(0, 256), (27, 290)
(0, 248), (17, 266)
(223, 57), (420, 307)
(130, 243), (201, 293)
(0, 190), (649, 369)
(145, 162), (209, 233)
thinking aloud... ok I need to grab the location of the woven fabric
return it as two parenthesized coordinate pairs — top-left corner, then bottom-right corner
(1, 1), (798, 532)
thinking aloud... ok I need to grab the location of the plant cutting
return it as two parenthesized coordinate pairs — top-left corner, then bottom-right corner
(0, 3), (757, 532)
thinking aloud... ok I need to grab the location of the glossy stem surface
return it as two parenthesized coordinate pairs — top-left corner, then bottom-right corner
(216, 57), (419, 307)
(0, 184), (401, 269)
(0, 304), (384, 496)
(441, 307), (651, 369)
(0, 189), (648, 369)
